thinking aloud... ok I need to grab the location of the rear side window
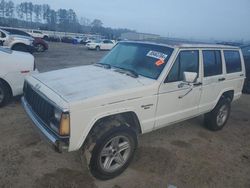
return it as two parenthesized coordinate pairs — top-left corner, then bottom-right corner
(166, 50), (199, 82)
(203, 50), (222, 77)
(224, 50), (242, 73)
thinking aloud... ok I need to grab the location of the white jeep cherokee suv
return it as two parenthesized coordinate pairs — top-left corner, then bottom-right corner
(22, 42), (245, 180)
(0, 47), (36, 107)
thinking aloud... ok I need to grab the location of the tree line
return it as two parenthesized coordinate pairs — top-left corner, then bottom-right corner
(0, 0), (135, 39)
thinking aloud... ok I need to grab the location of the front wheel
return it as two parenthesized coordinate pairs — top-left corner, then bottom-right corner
(35, 44), (45, 52)
(96, 46), (100, 51)
(89, 126), (137, 180)
(204, 97), (231, 131)
(0, 81), (11, 107)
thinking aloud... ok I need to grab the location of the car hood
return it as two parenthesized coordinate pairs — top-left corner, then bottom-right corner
(32, 65), (153, 103)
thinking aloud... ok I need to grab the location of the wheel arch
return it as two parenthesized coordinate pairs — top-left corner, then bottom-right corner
(214, 89), (234, 108)
(0, 77), (13, 97)
(80, 111), (142, 150)
(11, 42), (27, 49)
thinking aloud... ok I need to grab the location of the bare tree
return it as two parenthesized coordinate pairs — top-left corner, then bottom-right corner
(33, 4), (42, 22)
(5, 1), (14, 18)
(0, 0), (6, 18)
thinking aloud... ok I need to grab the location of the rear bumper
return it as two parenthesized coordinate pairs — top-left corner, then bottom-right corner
(21, 97), (69, 152)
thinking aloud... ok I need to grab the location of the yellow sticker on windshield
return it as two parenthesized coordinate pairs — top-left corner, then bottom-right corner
(155, 58), (165, 66)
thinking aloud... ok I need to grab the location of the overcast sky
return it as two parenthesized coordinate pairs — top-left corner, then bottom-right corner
(14, 0), (250, 41)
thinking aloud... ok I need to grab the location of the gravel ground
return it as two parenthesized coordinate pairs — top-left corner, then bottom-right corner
(0, 42), (250, 188)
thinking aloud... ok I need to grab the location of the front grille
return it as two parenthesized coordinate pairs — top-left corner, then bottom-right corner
(24, 83), (54, 126)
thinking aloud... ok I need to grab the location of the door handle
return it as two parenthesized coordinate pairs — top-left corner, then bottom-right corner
(193, 82), (202, 87)
(218, 78), (226, 82)
(240, 74), (244, 77)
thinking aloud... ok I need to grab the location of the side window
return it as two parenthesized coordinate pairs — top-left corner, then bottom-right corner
(203, 50), (222, 77)
(224, 50), (242, 73)
(166, 50), (199, 82)
(33, 31), (42, 34)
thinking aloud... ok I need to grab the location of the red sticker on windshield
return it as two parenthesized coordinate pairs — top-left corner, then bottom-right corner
(155, 58), (165, 66)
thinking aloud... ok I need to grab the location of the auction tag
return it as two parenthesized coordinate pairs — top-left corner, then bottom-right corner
(147, 50), (168, 60)
(155, 58), (165, 66)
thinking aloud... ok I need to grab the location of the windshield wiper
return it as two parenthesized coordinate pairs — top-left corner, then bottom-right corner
(94, 63), (111, 69)
(113, 66), (138, 78)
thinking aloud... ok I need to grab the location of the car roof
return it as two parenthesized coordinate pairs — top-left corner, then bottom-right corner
(120, 41), (240, 50)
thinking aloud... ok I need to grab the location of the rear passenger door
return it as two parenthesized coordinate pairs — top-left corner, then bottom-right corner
(223, 50), (245, 99)
(199, 50), (225, 113)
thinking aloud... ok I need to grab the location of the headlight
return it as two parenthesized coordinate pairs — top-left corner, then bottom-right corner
(50, 109), (70, 136)
(59, 113), (70, 136)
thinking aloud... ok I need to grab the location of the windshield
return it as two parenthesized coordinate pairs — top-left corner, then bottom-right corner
(98, 42), (173, 79)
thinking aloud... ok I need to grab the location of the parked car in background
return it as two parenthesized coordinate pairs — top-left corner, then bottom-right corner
(28, 30), (48, 40)
(241, 44), (250, 93)
(73, 36), (84, 44)
(86, 39), (116, 51)
(0, 47), (36, 107)
(22, 42), (245, 180)
(1, 28), (48, 53)
(61, 36), (74, 43)
(48, 35), (61, 42)
(0, 28), (35, 53)
(81, 37), (99, 45)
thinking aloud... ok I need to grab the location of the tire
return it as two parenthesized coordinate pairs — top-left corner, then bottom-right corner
(88, 126), (137, 180)
(0, 81), (11, 107)
(43, 36), (49, 41)
(35, 43), (45, 52)
(12, 44), (28, 52)
(204, 97), (231, 131)
(96, 46), (100, 51)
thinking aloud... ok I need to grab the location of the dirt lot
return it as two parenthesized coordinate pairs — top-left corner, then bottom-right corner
(0, 42), (250, 188)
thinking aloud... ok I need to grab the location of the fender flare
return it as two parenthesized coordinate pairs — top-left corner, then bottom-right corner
(212, 87), (235, 110)
(76, 109), (142, 150)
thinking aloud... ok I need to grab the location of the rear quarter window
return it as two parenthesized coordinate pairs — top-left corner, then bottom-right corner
(224, 50), (242, 73)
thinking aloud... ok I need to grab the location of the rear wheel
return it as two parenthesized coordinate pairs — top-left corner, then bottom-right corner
(0, 81), (11, 107)
(87, 125), (137, 180)
(204, 97), (231, 131)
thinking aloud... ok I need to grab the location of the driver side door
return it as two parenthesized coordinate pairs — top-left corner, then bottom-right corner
(155, 49), (202, 129)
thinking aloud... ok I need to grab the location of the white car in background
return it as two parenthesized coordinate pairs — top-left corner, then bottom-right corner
(0, 47), (36, 107)
(28, 30), (48, 40)
(86, 39), (116, 51)
(0, 28), (35, 53)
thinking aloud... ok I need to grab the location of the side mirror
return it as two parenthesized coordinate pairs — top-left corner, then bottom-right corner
(183, 72), (197, 83)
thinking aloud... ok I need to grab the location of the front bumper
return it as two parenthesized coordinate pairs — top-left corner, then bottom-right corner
(21, 97), (69, 152)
